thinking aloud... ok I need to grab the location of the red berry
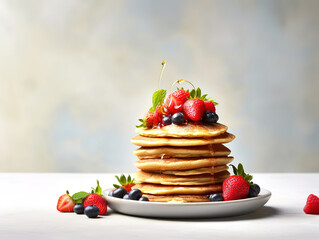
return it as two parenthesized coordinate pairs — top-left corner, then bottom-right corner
(83, 194), (107, 215)
(57, 194), (75, 212)
(153, 104), (165, 126)
(123, 183), (135, 192)
(144, 111), (154, 128)
(204, 101), (215, 112)
(222, 175), (250, 201)
(304, 194), (319, 214)
(182, 98), (205, 122)
(164, 90), (190, 114)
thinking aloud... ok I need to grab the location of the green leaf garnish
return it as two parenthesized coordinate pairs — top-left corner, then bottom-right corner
(149, 89), (167, 112)
(113, 174), (135, 188)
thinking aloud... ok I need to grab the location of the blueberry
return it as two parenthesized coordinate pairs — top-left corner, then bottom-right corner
(171, 112), (184, 125)
(247, 187), (258, 198)
(253, 184), (260, 194)
(108, 190), (114, 197)
(139, 196), (149, 201)
(84, 205), (99, 218)
(128, 189), (143, 200)
(73, 204), (84, 214)
(202, 111), (218, 124)
(112, 187), (127, 198)
(209, 193), (224, 202)
(162, 116), (172, 126)
(123, 194), (130, 200)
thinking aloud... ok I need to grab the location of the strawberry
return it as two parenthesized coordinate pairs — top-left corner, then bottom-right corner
(204, 101), (215, 112)
(304, 194), (319, 214)
(83, 194), (107, 215)
(144, 111), (154, 128)
(223, 176), (250, 201)
(222, 163), (253, 201)
(182, 98), (205, 122)
(164, 90), (190, 114)
(82, 180), (107, 215)
(153, 104), (165, 126)
(113, 174), (135, 192)
(57, 191), (75, 212)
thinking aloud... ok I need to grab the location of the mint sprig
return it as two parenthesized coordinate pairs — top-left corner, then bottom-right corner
(67, 179), (103, 204)
(149, 89), (167, 112)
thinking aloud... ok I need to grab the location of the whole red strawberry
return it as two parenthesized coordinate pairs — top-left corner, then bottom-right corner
(223, 175), (250, 201)
(83, 194), (107, 215)
(182, 98), (205, 122)
(304, 194), (319, 214)
(57, 191), (75, 212)
(164, 90), (190, 114)
(204, 101), (215, 112)
(222, 163), (254, 201)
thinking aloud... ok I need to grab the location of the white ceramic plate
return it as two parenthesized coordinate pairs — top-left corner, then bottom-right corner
(104, 188), (271, 218)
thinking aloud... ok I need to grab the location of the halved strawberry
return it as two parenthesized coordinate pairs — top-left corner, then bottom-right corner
(164, 90), (190, 114)
(57, 191), (75, 212)
(113, 174), (135, 192)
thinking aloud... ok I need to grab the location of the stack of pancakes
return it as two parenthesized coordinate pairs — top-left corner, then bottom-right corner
(131, 123), (235, 202)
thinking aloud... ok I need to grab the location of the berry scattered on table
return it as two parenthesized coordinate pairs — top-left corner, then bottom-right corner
(128, 189), (143, 200)
(73, 204), (84, 214)
(202, 111), (218, 124)
(139, 196), (149, 201)
(304, 194), (319, 214)
(112, 187), (127, 199)
(57, 191), (75, 212)
(171, 112), (184, 125)
(208, 193), (224, 202)
(113, 174), (135, 192)
(84, 205), (100, 218)
(182, 98), (206, 122)
(82, 180), (107, 215)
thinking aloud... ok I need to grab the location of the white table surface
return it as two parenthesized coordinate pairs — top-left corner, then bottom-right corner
(0, 173), (318, 240)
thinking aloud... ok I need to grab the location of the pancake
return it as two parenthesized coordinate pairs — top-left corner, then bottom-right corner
(136, 123), (228, 138)
(131, 132), (235, 147)
(135, 170), (230, 185)
(142, 194), (210, 202)
(133, 183), (222, 195)
(157, 165), (229, 176)
(134, 144), (231, 159)
(135, 157), (233, 171)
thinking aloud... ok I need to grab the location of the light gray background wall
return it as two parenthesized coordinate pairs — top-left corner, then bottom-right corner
(0, 0), (318, 173)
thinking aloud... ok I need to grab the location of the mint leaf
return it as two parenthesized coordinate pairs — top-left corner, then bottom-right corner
(94, 180), (102, 195)
(71, 191), (89, 203)
(136, 119), (146, 128)
(149, 89), (166, 112)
